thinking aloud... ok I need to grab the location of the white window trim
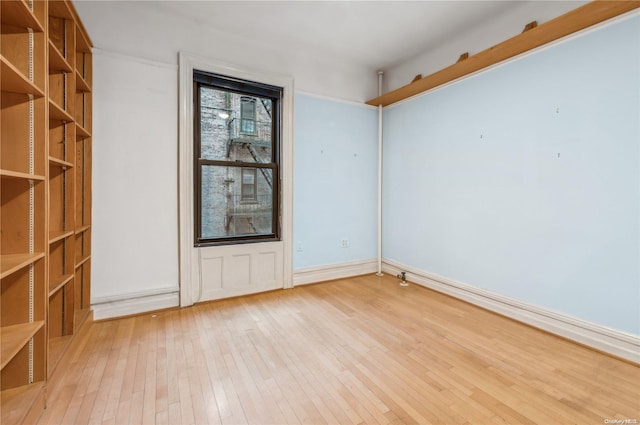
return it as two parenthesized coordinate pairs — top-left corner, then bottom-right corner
(178, 52), (294, 307)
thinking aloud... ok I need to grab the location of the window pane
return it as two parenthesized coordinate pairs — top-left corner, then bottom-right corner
(201, 165), (274, 239)
(199, 86), (272, 163)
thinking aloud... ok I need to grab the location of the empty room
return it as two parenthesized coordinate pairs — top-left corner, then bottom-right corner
(1, 0), (639, 424)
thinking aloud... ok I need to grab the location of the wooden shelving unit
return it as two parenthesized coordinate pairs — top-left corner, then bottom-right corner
(1, 2), (48, 422)
(1, 0), (92, 422)
(73, 13), (93, 335)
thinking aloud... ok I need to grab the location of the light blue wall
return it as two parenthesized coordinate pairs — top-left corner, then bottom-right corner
(382, 16), (640, 334)
(294, 94), (378, 269)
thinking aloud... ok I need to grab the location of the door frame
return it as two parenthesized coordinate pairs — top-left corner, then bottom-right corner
(178, 52), (294, 307)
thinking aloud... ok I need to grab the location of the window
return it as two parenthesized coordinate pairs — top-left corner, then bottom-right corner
(194, 70), (281, 245)
(240, 97), (256, 134)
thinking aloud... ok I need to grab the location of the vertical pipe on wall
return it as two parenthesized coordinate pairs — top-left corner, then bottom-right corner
(376, 71), (384, 276)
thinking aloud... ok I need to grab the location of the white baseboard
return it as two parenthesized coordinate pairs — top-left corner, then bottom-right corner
(294, 258), (378, 286)
(91, 287), (180, 320)
(383, 259), (640, 363)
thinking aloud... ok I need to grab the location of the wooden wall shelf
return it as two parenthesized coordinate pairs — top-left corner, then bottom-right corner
(75, 71), (91, 93)
(49, 274), (74, 296)
(48, 41), (73, 73)
(48, 99), (74, 122)
(1, 56), (45, 97)
(366, 1), (640, 107)
(0, 169), (46, 181)
(0, 1), (45, 32)
(49, 156), (74, 169)
(75, 224), (91, 234)
(76, 122), (90, 138)
(0, 253), (45, 279)
(0, 322), (45, 370)
(49, 230), (74, 244)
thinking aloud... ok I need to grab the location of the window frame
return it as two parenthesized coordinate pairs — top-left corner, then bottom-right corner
(193, 70), (281, 246)
(179, 52), (295, 306)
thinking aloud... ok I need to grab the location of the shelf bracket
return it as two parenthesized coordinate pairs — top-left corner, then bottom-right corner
(457, 52), (469, 63)
(522, 21), (538, 32)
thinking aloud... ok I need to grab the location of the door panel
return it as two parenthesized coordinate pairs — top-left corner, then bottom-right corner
(198, 241), (283, 302)
(200, 254), (223, 292)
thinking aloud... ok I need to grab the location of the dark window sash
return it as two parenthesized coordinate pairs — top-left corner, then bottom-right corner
(197, 159), (276, 169)
(193, 71), (281, 246)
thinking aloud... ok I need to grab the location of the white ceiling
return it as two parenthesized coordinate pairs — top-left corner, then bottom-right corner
(74, 1), (586, 99)
(77, 1), (584, 70)
(153, 1), (527, 70)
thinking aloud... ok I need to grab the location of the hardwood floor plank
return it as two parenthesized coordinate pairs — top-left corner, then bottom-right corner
(37, 274), (640, 425)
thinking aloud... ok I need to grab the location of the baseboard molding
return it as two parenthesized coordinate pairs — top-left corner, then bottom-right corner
(91, 287), (180, 320)
(383, 259), (640, 363)
(294, 258), (378, 286)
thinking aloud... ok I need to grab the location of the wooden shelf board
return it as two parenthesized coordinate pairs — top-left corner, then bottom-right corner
(0, 321), (45, 370)
(49, 98), (74, 122)
(48, 0), (74, 19)
(48, 40), (73, 73)
(0, 55), (45, 97)
(75, 70), (91, 93)
(75, 224), (91, 235)
(47, 334), (74, 377)
(366, 1), (640, 107)
(1, 382), (45, 425)
(49, 156), (74, 169)
(0, 169), (45, 181)
(74, 308), (91, 332)
(75, 254), (91, 269)
(76, 122), (91, 139)
(0, 0), (44, 32)
(1, 252), (45, 280)
(49, 230), (74, 244)
(49, 274), (73, 297)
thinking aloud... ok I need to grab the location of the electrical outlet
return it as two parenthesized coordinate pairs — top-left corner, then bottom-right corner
(297, 242), (303, 252)
(340, 238), (350, 248)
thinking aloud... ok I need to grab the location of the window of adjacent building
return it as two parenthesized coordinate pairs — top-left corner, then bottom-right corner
(241, 168), (257, 201)
(240, 97), (257, 134)
(193, 70), (281, 245)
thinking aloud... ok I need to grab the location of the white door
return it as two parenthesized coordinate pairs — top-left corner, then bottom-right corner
(179, 54), (293, 307)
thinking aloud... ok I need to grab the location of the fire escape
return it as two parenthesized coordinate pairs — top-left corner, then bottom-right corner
(224, 99), (273, 234)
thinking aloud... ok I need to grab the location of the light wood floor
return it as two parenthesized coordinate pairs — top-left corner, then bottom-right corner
(37, 274), (639, 425)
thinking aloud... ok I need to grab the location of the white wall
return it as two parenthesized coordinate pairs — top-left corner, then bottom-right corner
(91, 51), (179, 303)
(383, 1), (586, 93)
(382, 15), (640, 335)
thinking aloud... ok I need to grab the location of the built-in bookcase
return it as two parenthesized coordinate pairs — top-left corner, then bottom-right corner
(1, 1), (92, 422)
